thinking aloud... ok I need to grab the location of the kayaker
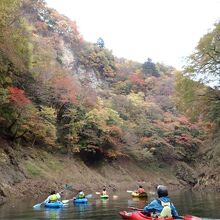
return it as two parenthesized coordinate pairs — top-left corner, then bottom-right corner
(136, 185), (145, 193)
(143, 185), (179, 218)
(102, 187), (107, 195)
(76, 190), (85, 199)
(44, 190), (62, 203)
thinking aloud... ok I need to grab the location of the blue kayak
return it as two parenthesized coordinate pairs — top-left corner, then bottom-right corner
(73, 198), (88, 204)
(44, 201), (64, 208)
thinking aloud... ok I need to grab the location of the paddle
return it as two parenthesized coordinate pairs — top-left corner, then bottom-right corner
(128, 206), (144, 211)
(33, 184), (73, 208)
(126, 190), (133, 193)
(85, 194), (93, 199)
(128, 207), (201, 220)
(96, 192), (109, 196)
(62, 194), (93, 204)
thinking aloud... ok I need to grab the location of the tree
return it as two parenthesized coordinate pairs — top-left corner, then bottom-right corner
(8, 86), (31, 105)
(179, 22), (220, 128)
(0, 0), (33, 71)
(96, 37), (104, 48)
(175, 72), (204, 121)
(142, 58), (160, 77)
(50, 75), (80, 108)
(129, 73), (145, 86)
(78, 42), (116, 76)
(185, 21), (220, 87)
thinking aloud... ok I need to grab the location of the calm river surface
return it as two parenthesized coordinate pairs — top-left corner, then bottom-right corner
(0, 191), (219, 219)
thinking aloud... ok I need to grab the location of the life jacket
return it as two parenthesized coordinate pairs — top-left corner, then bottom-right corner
(102, 191), (107, 195)
(157, 199), (172, 217)
(49, 194), (58, 203)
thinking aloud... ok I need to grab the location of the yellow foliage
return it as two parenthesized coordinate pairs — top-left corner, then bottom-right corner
(127, 92), (145, 107)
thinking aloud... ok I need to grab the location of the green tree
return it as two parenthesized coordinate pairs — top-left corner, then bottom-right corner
(185, 21), (220, 86)
(0, 0), (33, 71)
(96, 37), (104, 48)
(179, 22), (220, 128)
(142, 58), (160, 77)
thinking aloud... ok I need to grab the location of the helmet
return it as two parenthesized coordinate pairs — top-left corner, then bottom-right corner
(157, 185), (168, 197)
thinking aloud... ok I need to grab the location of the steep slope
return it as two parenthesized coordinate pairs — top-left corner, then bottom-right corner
(0, 138), (183, 205)
(0, 0), (214, 204)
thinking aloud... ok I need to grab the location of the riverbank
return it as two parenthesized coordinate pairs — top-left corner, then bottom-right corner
(1, 135), (220, 206)
(0, 137), (186, 205)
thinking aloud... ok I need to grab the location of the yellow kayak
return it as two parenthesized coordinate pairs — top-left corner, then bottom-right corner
(131, 191), (148, 198)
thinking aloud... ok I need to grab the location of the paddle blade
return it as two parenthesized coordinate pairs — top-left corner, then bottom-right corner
(128, 206), (144, 211)
(149, 191), (156, 195)
(126, 190), (133, 193)
(96, 192), (101, 195)
(62, 200), (70, 204)
(33, 203), (42, 208)
(86, 194), (93, 199)
(183, 216), (202, 220)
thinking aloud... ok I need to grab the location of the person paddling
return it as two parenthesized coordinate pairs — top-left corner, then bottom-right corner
(44, 190), (62, 203)
(102, 187), (108, 195)
(75, 190), (85, 199)
(143, 185), (179, 218)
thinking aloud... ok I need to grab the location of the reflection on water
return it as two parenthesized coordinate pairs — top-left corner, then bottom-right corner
(171, 191), (220, 219)
(0, 191), (219, 219)
(44, 208), (62, 220)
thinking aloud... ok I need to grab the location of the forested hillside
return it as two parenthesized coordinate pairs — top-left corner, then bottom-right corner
(175, 21), (220, 190)
(0, 0), (219, 203)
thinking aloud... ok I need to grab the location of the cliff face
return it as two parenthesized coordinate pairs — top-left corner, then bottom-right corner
(14, 0), (103, 98)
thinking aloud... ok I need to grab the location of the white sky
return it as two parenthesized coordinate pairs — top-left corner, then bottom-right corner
(45, 0), (220, 69)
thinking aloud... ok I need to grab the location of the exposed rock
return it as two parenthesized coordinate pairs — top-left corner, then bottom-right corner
(58, 42), (76, 69)
(175, 162), (198, 186)
(75, 67), (102, 89)
(0, 184), (6, 205)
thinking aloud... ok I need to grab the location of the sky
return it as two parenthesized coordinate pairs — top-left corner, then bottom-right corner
(45, 0), (220, 69)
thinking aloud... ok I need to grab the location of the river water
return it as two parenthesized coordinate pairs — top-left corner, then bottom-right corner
(0, 191), (219, 219)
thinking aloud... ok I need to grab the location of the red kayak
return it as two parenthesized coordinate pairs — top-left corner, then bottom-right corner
(119, 211), (202, 220)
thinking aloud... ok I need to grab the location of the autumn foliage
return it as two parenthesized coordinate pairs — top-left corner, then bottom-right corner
(8, 86), (31, 106)
(129, 73), (145, 86)
(51, 75), (80, 105)
(0, 0), (208, 166)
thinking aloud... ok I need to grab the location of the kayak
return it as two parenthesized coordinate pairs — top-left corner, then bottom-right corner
(119, 211), (202, 220)
(131, 192), (148, 198)
(119, 211), (173, 220)
(73, 198), (88, 204)
(44, 201), (64, 208)
(100, 195), (109, 199)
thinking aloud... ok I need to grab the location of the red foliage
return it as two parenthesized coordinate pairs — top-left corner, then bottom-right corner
(52, 75), (80, 104)
(8, 87), (31, 106)
(129, 74), (145, 86)
(178, 115), (190, 125)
